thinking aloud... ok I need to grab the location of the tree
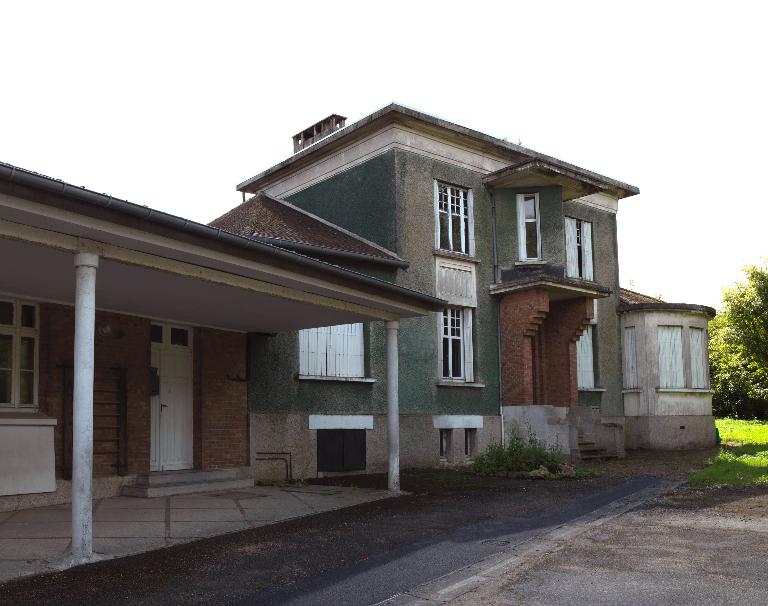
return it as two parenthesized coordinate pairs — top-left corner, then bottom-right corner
(710, 263), (768, 419)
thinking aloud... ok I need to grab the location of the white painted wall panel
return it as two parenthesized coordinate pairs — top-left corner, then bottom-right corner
(435, 258), (477, 307)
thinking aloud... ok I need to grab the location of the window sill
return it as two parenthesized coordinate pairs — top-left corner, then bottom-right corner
(436, 380), (486, 389)
(298, 375), (376, 384)
(656, 388), (713, 394)
(578, 388), (606, 392)
(434, 250), (481, 264)
(622, 388), (642, 394)
(0, 411), (56, 426)
(514, 260), (545, 267)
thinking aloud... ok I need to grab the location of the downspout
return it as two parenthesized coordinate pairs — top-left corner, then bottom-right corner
(488, 186), (505, 446)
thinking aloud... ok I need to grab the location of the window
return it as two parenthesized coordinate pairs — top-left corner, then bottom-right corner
(435, 183), (473, 254)
(517, 193), (541, 260)
(439, 428), (451, 459)
(464, 428), (476, 460)
(441, 308), (474, 381)
(0, 299), (38, 408)
(576, 325), (596, 389)
(623, 326), (638, 389)
(565, 217), (594, 280)
(658, 326), (684, 388)
(299, 323), (365, 378)
(690, 327), (708, 388)
(317, 429), (366, 472)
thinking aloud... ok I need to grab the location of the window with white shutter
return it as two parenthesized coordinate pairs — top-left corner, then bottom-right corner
(517, 193), (541, 261)
(299, 323), (365, 378)
(623, 326), (638, 389)
(565, 217), (594, 280)
(689, 327), (708, 388)
(576, 325), (595, 389)
(658, 326), (684, 388)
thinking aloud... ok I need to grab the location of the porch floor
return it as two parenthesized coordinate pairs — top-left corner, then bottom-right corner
(0, 484), (392, 584)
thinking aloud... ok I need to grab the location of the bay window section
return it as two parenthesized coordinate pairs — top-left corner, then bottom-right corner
(0, 299), (38, 408)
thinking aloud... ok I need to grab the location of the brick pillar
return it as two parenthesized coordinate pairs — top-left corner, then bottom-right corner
(498, 289), (549, 405)
(541, 297), (594, 406)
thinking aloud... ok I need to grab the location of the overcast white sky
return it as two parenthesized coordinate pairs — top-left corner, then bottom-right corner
(1, 1), (765, 308)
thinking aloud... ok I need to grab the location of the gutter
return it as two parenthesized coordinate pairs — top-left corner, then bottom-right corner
(0, 161), (444, 311)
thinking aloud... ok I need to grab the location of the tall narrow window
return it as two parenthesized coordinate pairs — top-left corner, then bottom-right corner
(623, 326), (638, 389)
(565, 217), (594, 280)
(436, 183), (472, 254)
(658, 326), (684, 388)
(0, 299), (38, 408)
(576, 325), (595, 389)
(441, 308), (474, 381)
(299, 323), (365, 378)
(439, 428), (451, 459)
(690, 327), (708, 388)
(517, 193), (541, 261)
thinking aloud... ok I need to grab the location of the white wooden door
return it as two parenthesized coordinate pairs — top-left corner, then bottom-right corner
(150, 324), (193, 472)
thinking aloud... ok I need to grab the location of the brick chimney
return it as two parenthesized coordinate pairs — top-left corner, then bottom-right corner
(292, 114), (347, 153)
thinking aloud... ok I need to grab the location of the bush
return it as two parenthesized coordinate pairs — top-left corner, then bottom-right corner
(472, 432), (563, 477)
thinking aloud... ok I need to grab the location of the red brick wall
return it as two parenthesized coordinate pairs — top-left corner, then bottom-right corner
(38, 303), (151, 476)
(193, 328), (248, 470)
(499, 291), (593, 408)
(541, 298), (594, 406)
(499, 289), (549, 405)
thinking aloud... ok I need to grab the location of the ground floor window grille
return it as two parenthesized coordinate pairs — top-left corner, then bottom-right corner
(299, 323), (364, 378)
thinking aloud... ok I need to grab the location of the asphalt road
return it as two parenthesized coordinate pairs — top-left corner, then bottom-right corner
(0, 473), (661, 606)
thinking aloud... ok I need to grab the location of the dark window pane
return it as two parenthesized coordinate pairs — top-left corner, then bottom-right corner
(21, 305), (36, 328)
(0, 334), (11, 369)
(0, 302), (12, 326)
(451, 211), (461, 251)
(20, 337), (34, 371)
(439, 211), (450, 249)
(0, 369), (10, 403)
(464, 215), (470, 253)
(525, 223), (538, 258)
(451, 340), (462, 378)
(524, 196), (536, 219)
(19, 371), (33, 405)
(151, 325), (163, 343)
(171, 328), (188, 346)
(442, 338), (450, 377)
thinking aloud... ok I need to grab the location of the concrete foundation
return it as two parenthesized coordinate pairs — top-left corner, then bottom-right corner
(249, 412), (501, 480)
(625, 414), (716, 450)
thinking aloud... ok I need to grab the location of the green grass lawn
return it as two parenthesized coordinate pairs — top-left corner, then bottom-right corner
(690, 418), (768, 486)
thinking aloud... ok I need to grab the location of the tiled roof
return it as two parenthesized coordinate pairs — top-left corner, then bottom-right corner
(619, 287), (663, 305)
(209, 192), (403, 265)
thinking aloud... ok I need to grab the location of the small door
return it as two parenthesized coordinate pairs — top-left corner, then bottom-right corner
(150, 324), (193, 472)
(317, 429), (366, 472)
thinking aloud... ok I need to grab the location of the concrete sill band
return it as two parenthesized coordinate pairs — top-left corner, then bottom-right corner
(436, 381), (486, 389)
(0, 413), (57, 426)
(433, 250), (481, 264)
(578, 388), (606, 392)
(655, 388), (714, 394)
(297, 375), (376, 384)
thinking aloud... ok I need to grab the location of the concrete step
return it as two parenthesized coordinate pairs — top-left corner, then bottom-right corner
(141, 469), (239, 486)
(122, 478), (254, 498)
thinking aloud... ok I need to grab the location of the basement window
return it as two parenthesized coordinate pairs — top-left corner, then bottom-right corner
(317, 429), (366, 472)
(0, 299), (38, 409)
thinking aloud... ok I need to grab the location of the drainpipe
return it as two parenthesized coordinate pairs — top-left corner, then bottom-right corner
(488, 187), (506, 447)
(386, 320), (400, 493)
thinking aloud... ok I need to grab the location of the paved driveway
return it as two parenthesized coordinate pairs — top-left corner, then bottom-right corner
(0, 484), (391, 584)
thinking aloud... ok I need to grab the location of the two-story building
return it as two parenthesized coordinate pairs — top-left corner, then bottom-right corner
(213, 104), (659, 478)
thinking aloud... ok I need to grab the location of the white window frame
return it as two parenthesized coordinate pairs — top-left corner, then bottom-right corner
(565, 217), (594, 280)
(435, 181), (474, 256)
(299, 323), (365, 379)
(517, 193), (542, 261)
(0, 298), (39, 409)
(439, 307), (474, 382)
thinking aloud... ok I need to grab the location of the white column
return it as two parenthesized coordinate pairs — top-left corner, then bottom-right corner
(71, 252), (98, 560)
(386, 320), (400, 493)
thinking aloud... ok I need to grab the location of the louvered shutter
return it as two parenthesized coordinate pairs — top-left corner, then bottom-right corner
(623, 327), (638, 389)
(581, 221), (594, 280)
(565, 217), (578, 278)
(690, 328), (707, 388)
(576, 325), (595, 388)
(658, 326), (684, 388)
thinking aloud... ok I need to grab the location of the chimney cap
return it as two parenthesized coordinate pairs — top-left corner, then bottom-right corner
(292, 114), (347, 153)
